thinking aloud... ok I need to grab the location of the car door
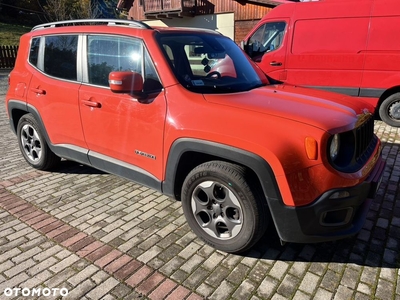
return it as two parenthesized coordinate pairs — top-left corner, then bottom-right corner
(26, 35), (87, 149)
(244, 19), (289, 81)
(79, 34), (166, 181)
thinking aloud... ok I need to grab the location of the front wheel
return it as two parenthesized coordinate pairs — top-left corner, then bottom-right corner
(379, 93), (400, 127)
(181, 161), (268, 253)
(17, 114), (61, 170)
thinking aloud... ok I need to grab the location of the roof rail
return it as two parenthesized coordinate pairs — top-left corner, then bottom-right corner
(32, 19), (152, 31)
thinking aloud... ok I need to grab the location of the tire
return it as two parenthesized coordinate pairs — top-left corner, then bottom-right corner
(181, 161), (268, 253)
(379, 93), (400, 127)
(16, 114), (61, 170)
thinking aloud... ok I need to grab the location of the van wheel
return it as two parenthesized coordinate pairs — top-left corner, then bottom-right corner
(379, 93), (400, 127)
(181, 161), (268, 254)
(17, 114), (61, 170)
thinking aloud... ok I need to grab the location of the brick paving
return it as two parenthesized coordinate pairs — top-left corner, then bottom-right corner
(0, 69), (399, 300)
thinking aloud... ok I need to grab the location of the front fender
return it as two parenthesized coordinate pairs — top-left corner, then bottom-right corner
(162, 138), (282, 203)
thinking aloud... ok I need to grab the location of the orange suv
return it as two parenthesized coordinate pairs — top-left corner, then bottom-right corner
(6, 19), (385, 253)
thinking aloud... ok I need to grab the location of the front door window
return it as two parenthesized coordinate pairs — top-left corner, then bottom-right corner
(247, 22), (286, 60)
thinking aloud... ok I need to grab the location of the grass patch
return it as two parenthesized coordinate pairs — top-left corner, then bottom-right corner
(0, 22), (31, 46)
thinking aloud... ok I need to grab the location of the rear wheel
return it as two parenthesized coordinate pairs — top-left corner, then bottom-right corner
(379, 93), (400, 127)
(181, 161), (268, 253)
(17, 114), (60, 170)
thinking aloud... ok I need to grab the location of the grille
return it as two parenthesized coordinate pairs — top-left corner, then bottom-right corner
(355, 115), (375, 163)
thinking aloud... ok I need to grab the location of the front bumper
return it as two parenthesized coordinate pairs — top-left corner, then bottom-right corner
(268, 156), (386, 244)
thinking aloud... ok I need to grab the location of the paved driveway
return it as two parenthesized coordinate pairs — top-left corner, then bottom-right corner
(0, 69), (399, 300)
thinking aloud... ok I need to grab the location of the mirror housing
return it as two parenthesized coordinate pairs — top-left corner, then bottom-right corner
(109, 71), (143, 94)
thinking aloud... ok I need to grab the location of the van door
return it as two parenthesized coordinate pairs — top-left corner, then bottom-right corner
(244, 19), (289, 81)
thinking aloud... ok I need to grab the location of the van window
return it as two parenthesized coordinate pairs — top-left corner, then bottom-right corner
(247, 21), (286, 58)
(292, 18), (369, 54)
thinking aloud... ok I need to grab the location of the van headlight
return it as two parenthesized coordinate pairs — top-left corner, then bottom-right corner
(329, 134), (340, 162)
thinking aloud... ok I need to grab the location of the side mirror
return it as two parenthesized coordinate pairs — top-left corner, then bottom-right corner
(240, 40), (252, 57)
(109, 71), (143, 94)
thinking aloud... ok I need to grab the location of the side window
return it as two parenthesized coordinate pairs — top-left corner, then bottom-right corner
(43, 35), (78, 81)
(29, 37), (40, 67)
(87, 35), (161, 91)
(87, 36), (140, 86)
(247, 22), (286, 58)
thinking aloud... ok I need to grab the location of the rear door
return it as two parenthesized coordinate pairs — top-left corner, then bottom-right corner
(26, 35), (86, 149)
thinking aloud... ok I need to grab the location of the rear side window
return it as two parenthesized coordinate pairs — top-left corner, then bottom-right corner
(28, 35), (78, 81)
(29, 38), (40, 67)
(43, 35), (78, 80)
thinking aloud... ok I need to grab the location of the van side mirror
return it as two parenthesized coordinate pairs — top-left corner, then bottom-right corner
(241, 40), (251, 56)
(109, 71), (144, 94)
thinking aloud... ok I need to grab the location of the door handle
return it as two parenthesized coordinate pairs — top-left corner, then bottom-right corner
(30, 88), (46, 95)
(270, 61), (282, 66)
(82, 99), (101, 108)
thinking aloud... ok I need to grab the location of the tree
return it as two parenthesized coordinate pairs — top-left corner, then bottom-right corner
(40, 0), (103, 22)
(0, 0), (118, 24)
(41, 0), (70, 21)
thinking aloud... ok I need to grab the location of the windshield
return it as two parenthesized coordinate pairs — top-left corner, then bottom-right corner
(157, 32), (267, 93)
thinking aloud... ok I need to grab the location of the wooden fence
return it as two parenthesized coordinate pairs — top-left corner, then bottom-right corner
(0, 45), (19, 69)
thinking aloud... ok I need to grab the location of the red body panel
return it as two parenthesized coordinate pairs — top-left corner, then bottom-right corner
(243, 0), (400, 111)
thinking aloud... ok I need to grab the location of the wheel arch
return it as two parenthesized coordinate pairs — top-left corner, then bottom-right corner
(162, 138), (282, 205)
(8, 101), (90, 165)
(377, 86), (400, 107)
(7, 100), (30, 135)
(8, 101), (49, 139)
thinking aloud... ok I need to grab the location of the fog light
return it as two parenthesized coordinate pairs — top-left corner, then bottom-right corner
(321, 207), (353, 226)
(329, 191), (350, 199)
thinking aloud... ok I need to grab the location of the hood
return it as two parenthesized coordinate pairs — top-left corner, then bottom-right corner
(203, 84), (374, 132)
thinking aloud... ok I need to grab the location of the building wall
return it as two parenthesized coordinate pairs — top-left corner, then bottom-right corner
(144, 13), (235, 40)
(234, 19), (263, 43)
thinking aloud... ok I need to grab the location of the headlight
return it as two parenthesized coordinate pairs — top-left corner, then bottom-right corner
(329, 134), (340, 162)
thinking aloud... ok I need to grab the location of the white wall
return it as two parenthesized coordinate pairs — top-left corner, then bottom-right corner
(144, 13), (234, 40)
